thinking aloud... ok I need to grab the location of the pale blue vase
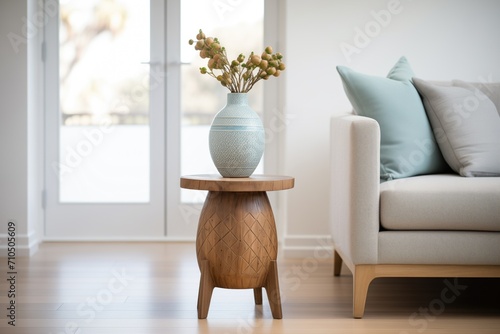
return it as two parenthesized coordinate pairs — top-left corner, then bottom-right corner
(209, 93), (265, 178)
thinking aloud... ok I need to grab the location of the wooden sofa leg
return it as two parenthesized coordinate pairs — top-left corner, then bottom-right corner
(353, 265), (376, 319)
(333, 249), (343, 276)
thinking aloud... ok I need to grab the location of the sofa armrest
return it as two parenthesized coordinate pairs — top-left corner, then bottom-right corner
(330, 114), (380, 264)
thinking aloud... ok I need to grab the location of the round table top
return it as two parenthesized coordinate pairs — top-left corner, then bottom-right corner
(180, 174), (294, 192)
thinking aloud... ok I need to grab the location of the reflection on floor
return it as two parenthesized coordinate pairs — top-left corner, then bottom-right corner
(1, 242), (499, 334)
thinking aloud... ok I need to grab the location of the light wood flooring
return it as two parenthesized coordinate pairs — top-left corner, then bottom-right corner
(1, 242), (499, 334)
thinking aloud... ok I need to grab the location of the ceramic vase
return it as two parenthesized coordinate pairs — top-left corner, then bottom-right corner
(209, 93), (264, 178)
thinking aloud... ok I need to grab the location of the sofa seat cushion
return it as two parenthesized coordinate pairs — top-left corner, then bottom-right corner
(380, 174), (500, 231)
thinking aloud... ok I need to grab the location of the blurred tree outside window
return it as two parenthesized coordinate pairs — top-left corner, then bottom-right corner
(60, 0), (150, 126)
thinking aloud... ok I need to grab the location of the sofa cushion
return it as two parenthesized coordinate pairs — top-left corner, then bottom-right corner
(378, 231), (500, 265)
(423, 80), (500, 117)
(337, 57), (449, 181)
(380, 174), (500, 231)
(413, 78), (500, 177)
(452, 80), (500, 117)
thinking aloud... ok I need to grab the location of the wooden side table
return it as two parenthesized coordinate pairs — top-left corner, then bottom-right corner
(180, 174), (294, 319)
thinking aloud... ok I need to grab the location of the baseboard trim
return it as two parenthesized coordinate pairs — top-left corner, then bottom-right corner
(39, 235), (333, 259)
(281, 234), (334, 258)
(0, 231), (40, 257)
(42, 236), (196, 243)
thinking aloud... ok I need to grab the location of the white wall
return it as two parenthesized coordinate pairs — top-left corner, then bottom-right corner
(281, 0), (500, 256)
(0, 0), (41, 255)
(2, 0), (500, 257)
(0, 0), (28, 241)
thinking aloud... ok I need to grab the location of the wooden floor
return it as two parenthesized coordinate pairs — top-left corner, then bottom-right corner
(1, 242), (499, 334)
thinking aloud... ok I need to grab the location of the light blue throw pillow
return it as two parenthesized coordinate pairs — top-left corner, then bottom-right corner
(337, 57), (448, 180)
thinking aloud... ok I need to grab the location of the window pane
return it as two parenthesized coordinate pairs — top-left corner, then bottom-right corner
(58, 0), (150, 202)
(180, 0), (264, 202)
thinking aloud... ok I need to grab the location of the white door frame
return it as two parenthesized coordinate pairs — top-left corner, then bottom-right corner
(44, 0), (166, 240)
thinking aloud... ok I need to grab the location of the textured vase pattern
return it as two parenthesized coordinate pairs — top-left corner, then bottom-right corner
(209, 93), (265, 178)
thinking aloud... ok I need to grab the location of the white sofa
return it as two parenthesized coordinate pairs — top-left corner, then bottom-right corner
(330, 114), (500, 318)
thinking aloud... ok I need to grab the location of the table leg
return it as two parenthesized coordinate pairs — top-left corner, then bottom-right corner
(264, 260), (283, 319)
(253, 288), (263, 305)
(197, 260), (214, 319)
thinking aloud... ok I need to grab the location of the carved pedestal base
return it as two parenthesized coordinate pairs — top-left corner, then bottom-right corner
(196, 191), (282, 319)
(181, 175), (294, 319)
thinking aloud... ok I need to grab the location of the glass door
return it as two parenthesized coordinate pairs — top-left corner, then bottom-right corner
(44, 0), (165, 238)
(164, 0), (267, 238)
(44, 0), (275, 240)
(180, 0), (264, 203)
